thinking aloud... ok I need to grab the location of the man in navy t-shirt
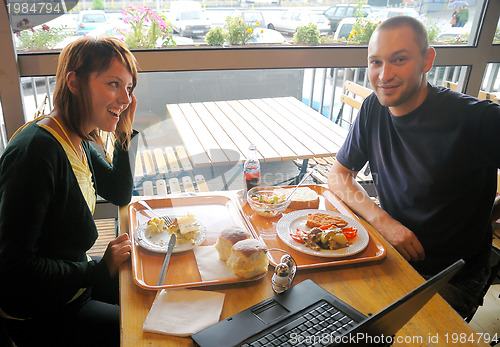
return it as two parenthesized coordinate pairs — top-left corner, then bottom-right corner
(328, 16), (500, 318)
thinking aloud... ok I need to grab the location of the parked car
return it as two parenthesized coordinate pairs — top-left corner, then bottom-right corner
(76, 10), (108, 36)
(84, 23), (194, 46)
(366, 8), (420, 21)
(323, 4), (372, 34)
(334, 17), (356, 40)
(244, 0), (279, 4)
(169, 1), (211, 37)
(249, 28), (287, 44)
(437, 27), (469, 42)
(267, 10), (330, 36)
(230, 10), (266, 28)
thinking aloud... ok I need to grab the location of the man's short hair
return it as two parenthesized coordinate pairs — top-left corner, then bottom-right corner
(374, 16), (429, 55)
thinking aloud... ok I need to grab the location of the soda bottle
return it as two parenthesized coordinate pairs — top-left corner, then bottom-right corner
(243, 144), (260, 193)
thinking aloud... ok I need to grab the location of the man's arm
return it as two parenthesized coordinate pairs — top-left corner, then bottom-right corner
(328, 160), (425, 262)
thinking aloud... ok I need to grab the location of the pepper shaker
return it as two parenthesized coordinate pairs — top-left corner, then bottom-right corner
(272, 263), (292, 294)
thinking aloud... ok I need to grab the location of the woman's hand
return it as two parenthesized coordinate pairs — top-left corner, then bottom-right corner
(127, 93), (137, 126)
(103, 233), (132, 277)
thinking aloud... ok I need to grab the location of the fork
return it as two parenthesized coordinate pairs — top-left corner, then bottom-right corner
(138, 200), (173, 225)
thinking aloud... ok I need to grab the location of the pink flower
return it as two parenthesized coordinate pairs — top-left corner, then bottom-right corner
(124, 17), (129, 24)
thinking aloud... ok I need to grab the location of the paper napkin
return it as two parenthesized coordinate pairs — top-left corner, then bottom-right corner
(193, 245), (239, 281)
(143, 288), (225, 336)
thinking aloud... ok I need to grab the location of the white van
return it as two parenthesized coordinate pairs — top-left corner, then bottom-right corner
(169, 1), (211, 37)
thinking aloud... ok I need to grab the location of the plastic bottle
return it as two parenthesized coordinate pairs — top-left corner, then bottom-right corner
(243, 144), (260, 194)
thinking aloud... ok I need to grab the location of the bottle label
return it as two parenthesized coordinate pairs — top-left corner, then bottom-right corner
(244, 168), (260, 180)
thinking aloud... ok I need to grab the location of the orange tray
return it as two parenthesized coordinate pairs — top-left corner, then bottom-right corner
(237, 185), (386, 269)
(128, 193), (265, 290)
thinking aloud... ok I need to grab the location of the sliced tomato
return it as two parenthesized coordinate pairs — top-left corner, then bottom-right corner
(290, 228), (307, 243)
(342, 226), (358, 239)
(319, 224), (334, 230)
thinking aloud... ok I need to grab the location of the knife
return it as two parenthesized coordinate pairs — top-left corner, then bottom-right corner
(157, 233), (176, 286)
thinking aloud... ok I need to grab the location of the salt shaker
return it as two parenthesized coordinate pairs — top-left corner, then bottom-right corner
(272, 263), (292, 294)
(280, 254), (296, 279)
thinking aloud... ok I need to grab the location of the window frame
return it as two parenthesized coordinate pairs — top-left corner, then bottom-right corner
(1, 0), (499, 139)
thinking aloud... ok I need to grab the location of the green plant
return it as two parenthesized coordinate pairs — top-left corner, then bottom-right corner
(439, 32), (470, 44)
(14, 18), (68, 51)
(224, 16), (256, 45)
(292, 23), (320, 45)
(120, 5), (175, 49)
(92, 0), (104, 10)
(422, 17), (440, 43)
(205, 26), (225, 46)
(347, 18), (379, 44)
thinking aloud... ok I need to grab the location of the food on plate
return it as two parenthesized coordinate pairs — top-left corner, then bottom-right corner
(146, 217), (166, 234)
(289, 220), (358, 251)
(273, 187), (319, 209)
(249, 191), (287, 205)
(214, 226), (251, 261)
(226, 239), (268, 279)
(305, 213), (348, 228)
(147, 212), (201, 245)
(177, 212), (199, 235)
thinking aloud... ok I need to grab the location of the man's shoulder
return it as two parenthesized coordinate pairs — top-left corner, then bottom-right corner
(359, 93), (386, 120)
(431, 84), (496, 107)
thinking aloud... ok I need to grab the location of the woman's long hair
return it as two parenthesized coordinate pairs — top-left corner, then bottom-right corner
(53, 36), (138, 149)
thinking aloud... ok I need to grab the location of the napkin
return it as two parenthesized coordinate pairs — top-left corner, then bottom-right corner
(193, 245), (239, 281)
(143, 288), (225, 336)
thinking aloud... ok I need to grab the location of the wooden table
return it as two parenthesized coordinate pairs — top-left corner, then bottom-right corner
(119, 191), (486, 347)
(166, 97), (348, 168)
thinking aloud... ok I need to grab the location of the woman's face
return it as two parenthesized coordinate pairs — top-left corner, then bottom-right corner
(86, 59), (134, 133)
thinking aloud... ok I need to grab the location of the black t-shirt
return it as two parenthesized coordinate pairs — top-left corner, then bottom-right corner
(337, 84), (500, 278)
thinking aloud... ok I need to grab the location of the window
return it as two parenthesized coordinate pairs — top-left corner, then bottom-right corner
(0, 0), (499, 166)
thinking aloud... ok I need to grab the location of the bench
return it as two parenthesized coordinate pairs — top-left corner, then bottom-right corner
(134, 145), (209, 196)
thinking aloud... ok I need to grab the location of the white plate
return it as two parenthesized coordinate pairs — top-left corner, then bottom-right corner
(135, 221), (207, 253)
(276, 209), (369, 258)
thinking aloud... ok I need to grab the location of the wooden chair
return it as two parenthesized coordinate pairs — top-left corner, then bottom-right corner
(443, 81), (499, 103)
(34, 94), (49, 119)
(335, 80), (373, 126)
(135, 146), (209, 196)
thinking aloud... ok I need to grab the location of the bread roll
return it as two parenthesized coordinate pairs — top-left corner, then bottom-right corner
(274, 187), (319, 210)
(226, 239), (268, 279)
(214, 226), (250, 261)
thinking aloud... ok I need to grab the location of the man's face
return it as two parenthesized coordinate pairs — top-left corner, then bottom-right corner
(367, 25), (434, 116)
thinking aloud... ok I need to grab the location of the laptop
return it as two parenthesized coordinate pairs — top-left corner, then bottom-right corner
(191, 259), (464, 347)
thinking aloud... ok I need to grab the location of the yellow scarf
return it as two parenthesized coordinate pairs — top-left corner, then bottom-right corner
(11, 117), (96, 214)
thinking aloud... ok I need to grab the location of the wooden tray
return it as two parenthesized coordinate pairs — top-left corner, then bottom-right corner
(238, 185), (386, 269)
(128, 193), (265, 290)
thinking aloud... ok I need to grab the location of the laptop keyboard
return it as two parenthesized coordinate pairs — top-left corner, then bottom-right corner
(241, 300), (358, 347)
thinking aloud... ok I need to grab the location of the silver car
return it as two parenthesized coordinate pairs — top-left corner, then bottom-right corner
(267, 10), (330, 36)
